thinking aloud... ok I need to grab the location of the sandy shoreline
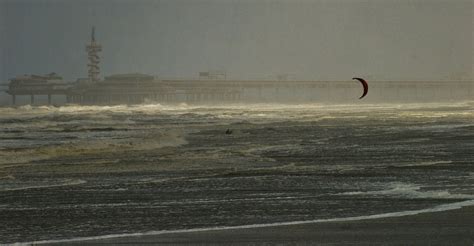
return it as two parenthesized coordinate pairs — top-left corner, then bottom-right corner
(39, 204), (474, 246)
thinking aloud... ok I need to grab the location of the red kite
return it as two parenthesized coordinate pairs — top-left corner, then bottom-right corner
(352, 77), (368, 99)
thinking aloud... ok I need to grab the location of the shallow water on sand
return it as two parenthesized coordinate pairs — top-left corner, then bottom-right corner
(0, 102), (473, 244)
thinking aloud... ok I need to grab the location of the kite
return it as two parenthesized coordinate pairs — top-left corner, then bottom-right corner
(352, 77), (368, 99)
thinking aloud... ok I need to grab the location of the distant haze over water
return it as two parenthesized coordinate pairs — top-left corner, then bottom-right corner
(0, 0), (472, 103)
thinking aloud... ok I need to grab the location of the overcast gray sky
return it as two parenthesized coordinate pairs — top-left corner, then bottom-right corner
(0, 0), (472, 84)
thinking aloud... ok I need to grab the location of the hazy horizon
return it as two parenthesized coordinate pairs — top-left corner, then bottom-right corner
(0, 0), (473, 104)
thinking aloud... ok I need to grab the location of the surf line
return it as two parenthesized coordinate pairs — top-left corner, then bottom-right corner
(10, 199), (474, 246)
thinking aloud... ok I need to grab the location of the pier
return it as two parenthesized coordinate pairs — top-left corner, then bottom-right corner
(2, 27), (472, 106)
(5, 73), (71, 105)
(5, 75), (473, 105)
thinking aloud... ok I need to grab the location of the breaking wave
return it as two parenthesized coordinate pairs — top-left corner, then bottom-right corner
(0, 179), (86, 192)
(337, 182), (474, 200)
(1, 101), (472, 116)
(1, 101), (473, 244)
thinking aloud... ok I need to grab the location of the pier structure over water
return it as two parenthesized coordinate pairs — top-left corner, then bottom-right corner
(3, 27), (473, 105)
(66, 77), (473, 104)
(5, 73), (71, 105)
(4, 73), (473, 105)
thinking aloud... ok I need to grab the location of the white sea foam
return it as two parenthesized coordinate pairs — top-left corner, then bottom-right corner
(0, 179), (86, 192)
(0, 128), (187, 166)
(397, 160), (453, 167)
(1, 101), (472, 117)
(337, 182), (474, 200)
(0, 175), (15, 180)
(2, 102), (473, 245)
(9, 199), (474, 246)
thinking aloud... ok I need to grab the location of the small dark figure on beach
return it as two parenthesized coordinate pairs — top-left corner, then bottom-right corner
(225, 129), (233, 135)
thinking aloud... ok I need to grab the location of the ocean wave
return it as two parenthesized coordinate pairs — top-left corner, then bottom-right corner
(394, 160), (453, 167)
(1, 101), (472, 117)
(0, 129), (187, 166)
(10, 199), (474, 246)
(0, 179), (86, 192)
(336, 182), (474, 200)
(0, 202), (144, 211)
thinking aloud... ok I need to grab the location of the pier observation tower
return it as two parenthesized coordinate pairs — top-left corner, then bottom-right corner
(86, 27), (102, 82)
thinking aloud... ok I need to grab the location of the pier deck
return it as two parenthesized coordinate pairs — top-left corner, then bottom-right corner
(5, 78), (473, 105)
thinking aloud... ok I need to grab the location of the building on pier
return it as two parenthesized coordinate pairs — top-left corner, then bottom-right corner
(6, 73), (70, 105)
(4, 26), (473, 106)
(68, 73), (162, 104)
(67, 73), (243, 104)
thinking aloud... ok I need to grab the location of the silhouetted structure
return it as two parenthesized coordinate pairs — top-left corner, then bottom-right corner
(86, 27), (102, 82)
(4, 27), (473, 105)
(5, 73), (69, 105)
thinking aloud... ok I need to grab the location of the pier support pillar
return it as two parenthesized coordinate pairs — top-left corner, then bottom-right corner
(30, 95), (34, 105)
(48, 94), (52, 105)
(12, 95), (16, 105)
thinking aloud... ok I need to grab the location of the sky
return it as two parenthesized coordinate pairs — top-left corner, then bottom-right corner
(0, 0), (472, 87)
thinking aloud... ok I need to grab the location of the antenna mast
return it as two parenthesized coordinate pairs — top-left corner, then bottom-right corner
(86, 26), (102, 82)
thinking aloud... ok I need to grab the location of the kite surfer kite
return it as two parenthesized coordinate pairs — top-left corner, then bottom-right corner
(352, 77), (368, 99)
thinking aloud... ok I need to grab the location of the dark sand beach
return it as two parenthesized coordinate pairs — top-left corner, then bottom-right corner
(51, 205), (474, 245)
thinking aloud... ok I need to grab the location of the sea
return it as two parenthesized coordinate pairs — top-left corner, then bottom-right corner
(0, 102), (473, 244)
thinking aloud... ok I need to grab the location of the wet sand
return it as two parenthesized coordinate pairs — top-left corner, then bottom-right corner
(51, 205), (474, 245)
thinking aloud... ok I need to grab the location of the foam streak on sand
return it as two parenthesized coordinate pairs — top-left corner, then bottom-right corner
(12, 199), (474, 246)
